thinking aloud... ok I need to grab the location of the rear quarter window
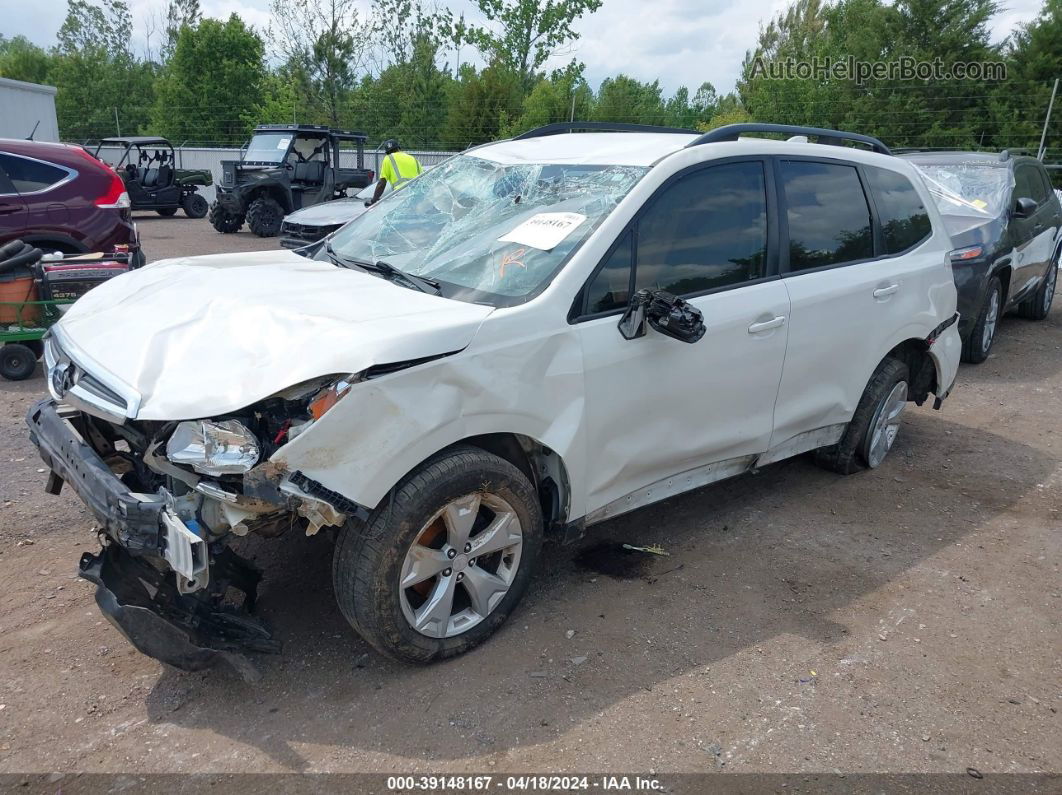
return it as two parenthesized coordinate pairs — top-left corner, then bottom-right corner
(865, 167), (932, 254)
(0, 153), (70, 194)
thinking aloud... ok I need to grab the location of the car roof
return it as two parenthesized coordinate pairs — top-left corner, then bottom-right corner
(473, 131), (906, 170)
(253, 124), (367, 141)
(898, 151), (1010, 166)
(100, 136), (172, 146)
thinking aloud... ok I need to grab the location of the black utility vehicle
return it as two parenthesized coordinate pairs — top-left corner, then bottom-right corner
(209, 124), (373, 237)
(94, 137), (212, 219)
(900, 150), (1061, 363)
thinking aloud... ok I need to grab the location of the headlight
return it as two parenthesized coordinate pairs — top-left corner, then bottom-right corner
(166, 420), (260, 476)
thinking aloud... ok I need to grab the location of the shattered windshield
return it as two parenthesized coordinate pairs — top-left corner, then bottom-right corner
(244, 133), (291, 163)
(910, 161), (1013, 218)
(323, 155), (647, 305)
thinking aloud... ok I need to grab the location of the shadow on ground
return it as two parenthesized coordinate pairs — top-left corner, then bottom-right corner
(141, 411), (1057, 770)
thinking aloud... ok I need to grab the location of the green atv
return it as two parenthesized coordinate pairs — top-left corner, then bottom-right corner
(209, 124), (373, 237)
(95, 137), (212, 218)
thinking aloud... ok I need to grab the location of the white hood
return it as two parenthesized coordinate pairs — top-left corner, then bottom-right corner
(56, 250), (493, 420)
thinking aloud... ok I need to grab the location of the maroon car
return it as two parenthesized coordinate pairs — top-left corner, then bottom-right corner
(0, 138), (143, 266)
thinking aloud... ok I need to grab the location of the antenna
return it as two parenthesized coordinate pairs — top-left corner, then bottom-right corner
(26, 121), (40, 141)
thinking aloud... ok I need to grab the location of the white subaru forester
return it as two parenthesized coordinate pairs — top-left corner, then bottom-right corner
(28, 123), (961, 672)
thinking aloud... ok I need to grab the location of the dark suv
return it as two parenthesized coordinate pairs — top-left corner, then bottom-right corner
(900, 151), (1061, 363)
(0, 139), (143, 265)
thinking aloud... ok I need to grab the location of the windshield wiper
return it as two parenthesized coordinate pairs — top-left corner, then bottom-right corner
(325, 244), (440, 295)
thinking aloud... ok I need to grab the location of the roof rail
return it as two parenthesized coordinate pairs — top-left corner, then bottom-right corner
(513, 121), (698, 140)
(688, 123), (892, 156)
(999, 148), (1037, 161)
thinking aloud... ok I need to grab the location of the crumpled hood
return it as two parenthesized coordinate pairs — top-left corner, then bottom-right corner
(284, 198), (369, 227)
(55, 250), (493, 420)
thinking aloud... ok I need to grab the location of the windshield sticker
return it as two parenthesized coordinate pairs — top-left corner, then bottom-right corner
(277, 137), (291, 149)
(499, 212), (587, 251)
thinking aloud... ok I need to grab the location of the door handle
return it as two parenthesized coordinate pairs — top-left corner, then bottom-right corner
(748, 316), (786, 334)
(0, 206), (22, 216)
(873, 284), (899, 299)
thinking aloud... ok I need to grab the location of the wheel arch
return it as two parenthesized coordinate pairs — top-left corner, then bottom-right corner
(993, 263), (1012, 306)
(886, 338), (937, 405)
(247, 184), (293, 213)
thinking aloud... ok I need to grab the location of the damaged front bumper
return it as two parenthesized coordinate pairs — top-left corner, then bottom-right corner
(80, 544), (279, 680)
(26, 398), (283, 676)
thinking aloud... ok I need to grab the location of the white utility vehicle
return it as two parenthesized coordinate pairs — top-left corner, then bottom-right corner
(28, 123), (961, 671)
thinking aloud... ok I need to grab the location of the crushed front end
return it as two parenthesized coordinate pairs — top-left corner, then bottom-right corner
(26, 333), (360, 677)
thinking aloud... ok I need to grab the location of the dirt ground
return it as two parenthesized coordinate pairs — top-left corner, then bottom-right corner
(0, 215), (1059, 777)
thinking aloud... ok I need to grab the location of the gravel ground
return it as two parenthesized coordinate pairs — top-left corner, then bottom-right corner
(0, 217), (1059, 777)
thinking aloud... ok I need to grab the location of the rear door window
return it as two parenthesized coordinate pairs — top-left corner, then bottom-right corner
(0, 154), (70, 194)
(865, 167), (932, 254)
(780, 161), (873, 270)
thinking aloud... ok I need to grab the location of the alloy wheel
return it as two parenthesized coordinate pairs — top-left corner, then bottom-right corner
(1043, 265), (1057, 315)
(865, 380), (907, 468)
(982, 288), (1000, 354)
(399, 492), (523, 639)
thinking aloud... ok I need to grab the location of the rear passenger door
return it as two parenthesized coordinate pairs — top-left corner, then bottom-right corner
(770, 159), (935, 450)
(0, 157), (27, 240)
(574, 159), (791, 517)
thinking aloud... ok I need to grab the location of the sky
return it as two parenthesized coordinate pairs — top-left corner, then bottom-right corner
(0, 0), (1048, 96)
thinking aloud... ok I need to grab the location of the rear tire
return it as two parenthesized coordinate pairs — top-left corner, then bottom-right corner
(208, 201), (243, 233)
(815, 357), (909, 475)
(1017, 258), (1057, 321)
(333, 446), (543, 663)
(961, 276), (1002, 364)
(0, 343), (37, 381)
(246, 197), (284, 237)
(156, 207), (178, 217)
(182, 193), (209, 219)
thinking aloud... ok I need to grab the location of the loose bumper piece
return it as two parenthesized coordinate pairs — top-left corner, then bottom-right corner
(79, 545), (280, 680)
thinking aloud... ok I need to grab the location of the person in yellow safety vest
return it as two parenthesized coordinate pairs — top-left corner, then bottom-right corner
(366, 139), (422, 206)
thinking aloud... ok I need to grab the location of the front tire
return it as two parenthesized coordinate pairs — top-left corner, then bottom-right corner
(208, 201), (244, 233)
(182, 192), (209, 219)
(333, 446), (543, 663)
(1017, 258), (1057, 321)
(815, 357), (909, 475)
(246, 197), (284, 237)
(962, 276), (1002, 363)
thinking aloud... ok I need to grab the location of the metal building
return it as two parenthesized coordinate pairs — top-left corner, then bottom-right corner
(0, 77), (59, 142)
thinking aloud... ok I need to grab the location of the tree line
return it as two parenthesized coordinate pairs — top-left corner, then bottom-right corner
(0, 0), (1059, 160)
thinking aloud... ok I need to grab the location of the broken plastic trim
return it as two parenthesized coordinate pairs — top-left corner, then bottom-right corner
(79, 544), (280, 681)
(618, 289), (707, 343)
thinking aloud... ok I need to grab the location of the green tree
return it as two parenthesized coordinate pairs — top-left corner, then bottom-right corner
(991, 0), (1062, 156)
(0, 36), (53, 85)
(151, 15), (265, 144)
(51, 0), (155, 140)
(269, 0), (370, 126)
(592, 75), (666, 124)
(464, 0), (604, 90)
(504, 61), (593, 135)
(164, 0), (202, 60)
(442, 63), (523, 149)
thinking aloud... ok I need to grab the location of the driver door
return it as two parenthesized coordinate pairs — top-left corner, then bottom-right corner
(573, 160), (790, 519)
